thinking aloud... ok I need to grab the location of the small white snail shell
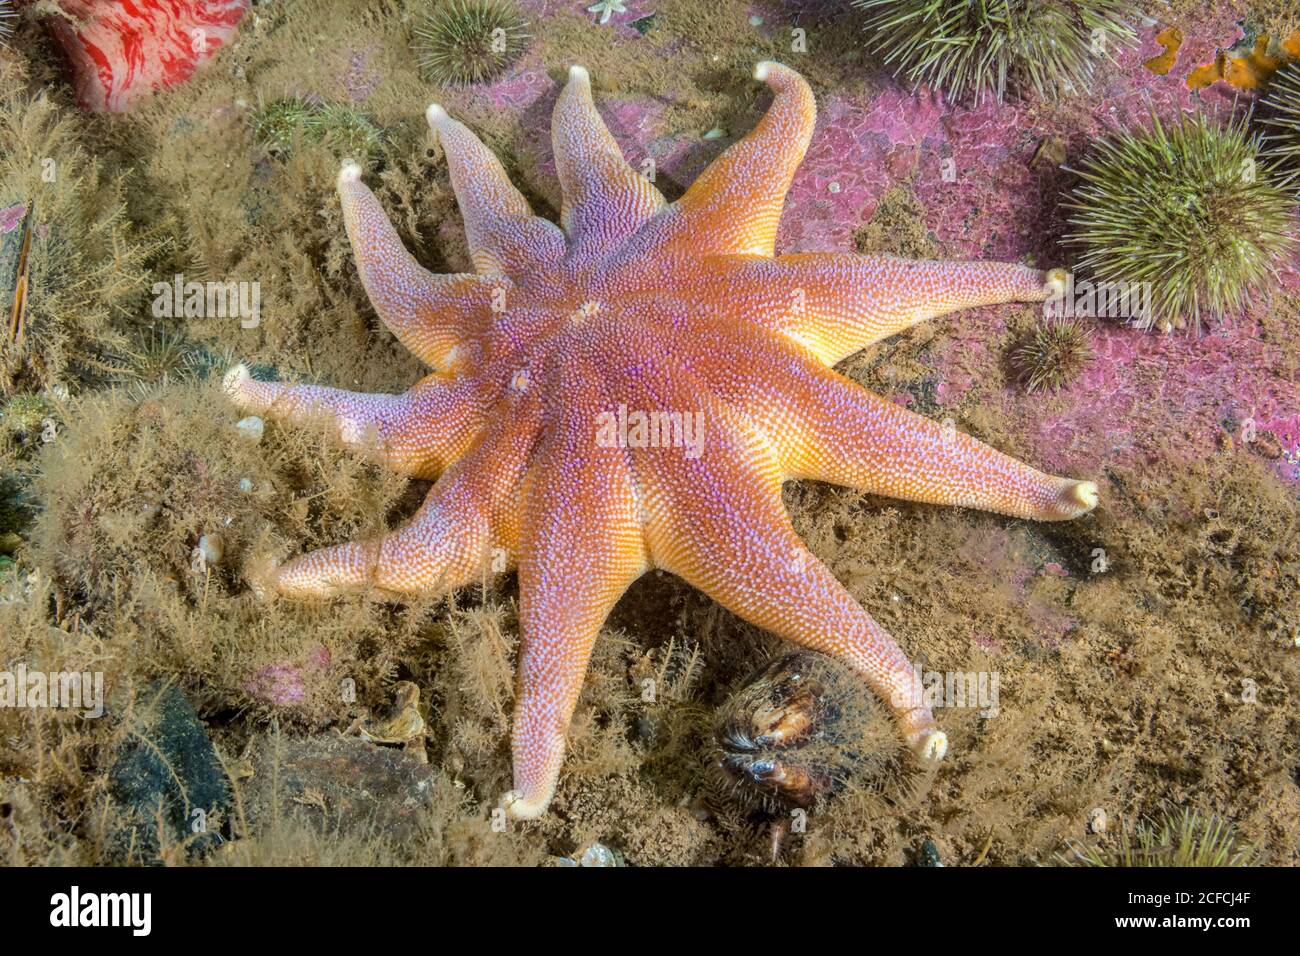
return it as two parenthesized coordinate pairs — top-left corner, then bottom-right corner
(235, 416), (265, 443)
(196, 534), (224, 567)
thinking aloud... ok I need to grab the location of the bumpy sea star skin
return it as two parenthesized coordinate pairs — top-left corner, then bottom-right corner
(224, 62), (1099, 820)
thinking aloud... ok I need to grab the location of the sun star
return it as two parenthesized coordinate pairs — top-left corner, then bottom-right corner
(224, 62), (1099, 819)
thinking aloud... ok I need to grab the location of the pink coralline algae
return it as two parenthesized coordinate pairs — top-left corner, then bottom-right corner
(0, 203), (25, 235)
(245, 646), (331, 706)
(951, 524), (1083, 651)
(33, 0), (249, 112)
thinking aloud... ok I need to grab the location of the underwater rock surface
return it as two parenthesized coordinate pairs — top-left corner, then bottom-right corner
(246, 735), (437, 843)
(106, 684), (232, 864)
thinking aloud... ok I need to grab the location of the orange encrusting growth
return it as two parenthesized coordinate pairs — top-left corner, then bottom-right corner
(1185, 32), (1300, 91)
(1144, 27), (1183, 75)
(225, 62), (1100, 819)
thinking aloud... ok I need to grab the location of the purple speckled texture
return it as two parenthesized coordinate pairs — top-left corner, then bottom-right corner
(343, 47), (382, 103)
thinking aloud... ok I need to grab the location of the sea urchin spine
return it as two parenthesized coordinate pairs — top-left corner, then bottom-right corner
(852, 0), (1139, 105)
(0, 1), (15, 49)
(1261, 60), (1300, 190)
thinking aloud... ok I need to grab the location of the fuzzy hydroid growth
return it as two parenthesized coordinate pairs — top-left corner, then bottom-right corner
(412, 0), (530, 87)
(1063, 111), (1295, 333)
(852, 0), (1138, 104)
(0, 56), (159, 393)
(1261, 60), (1300, 189)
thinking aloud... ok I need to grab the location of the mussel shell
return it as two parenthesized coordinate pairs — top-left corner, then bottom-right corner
(714, 652), (856, 811)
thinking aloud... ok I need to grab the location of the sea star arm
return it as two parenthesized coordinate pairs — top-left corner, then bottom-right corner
(552, 65), (666, 260)
(638, 422), (945, 760)
(504, 448), (646, 819)
(254, 399), (540, 600)
(425, 104), (567, 276)
(781, 367), (1100, 520)
(645, 61), (815, 259)
(610, 302), (1090, 526)
(337, 164), (503, 371)
(693, 253), (1066, 365)
(223, 365), (487, 479)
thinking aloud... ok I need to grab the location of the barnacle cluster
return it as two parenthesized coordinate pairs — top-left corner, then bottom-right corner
(713, 652), (897, 812)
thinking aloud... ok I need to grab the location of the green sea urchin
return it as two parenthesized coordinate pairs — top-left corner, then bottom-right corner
(1063, 111), (1296, 333)
(1261, 60), (1300, 189)
(412, 0), (530, 87)
(316, 105), (386, 164)
(104, 328), (206, 396)
(0, 393), (50, 445)
(1012, 316), (1094, 392)
(1063, 808), (1257, 867)
(252, 96), (322, 158)
(253, 99), (385, 163)
(852, 0), (1138, 104)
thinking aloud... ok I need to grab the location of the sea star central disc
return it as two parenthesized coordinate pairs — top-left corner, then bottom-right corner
(225, 62), (1099, 819)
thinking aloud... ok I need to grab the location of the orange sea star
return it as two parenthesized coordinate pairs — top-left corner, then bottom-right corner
(224, 62), (1099, 819)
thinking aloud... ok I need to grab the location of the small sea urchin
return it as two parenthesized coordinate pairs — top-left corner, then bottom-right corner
(1063, 111), (1296, 333)
(412, 0), (530, 87)
(0, 394), (51, 449)
(852, 0), (1138, 104)
(1012, 316), (1094, 392)
(104, 328), (207, 397)
(316, 104), (386, 163)
(1261, 60), (1300, 189)
(1063, 808), (1257, 867)
(252, 96), (322, 158)
(253, 98), (385, 163)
